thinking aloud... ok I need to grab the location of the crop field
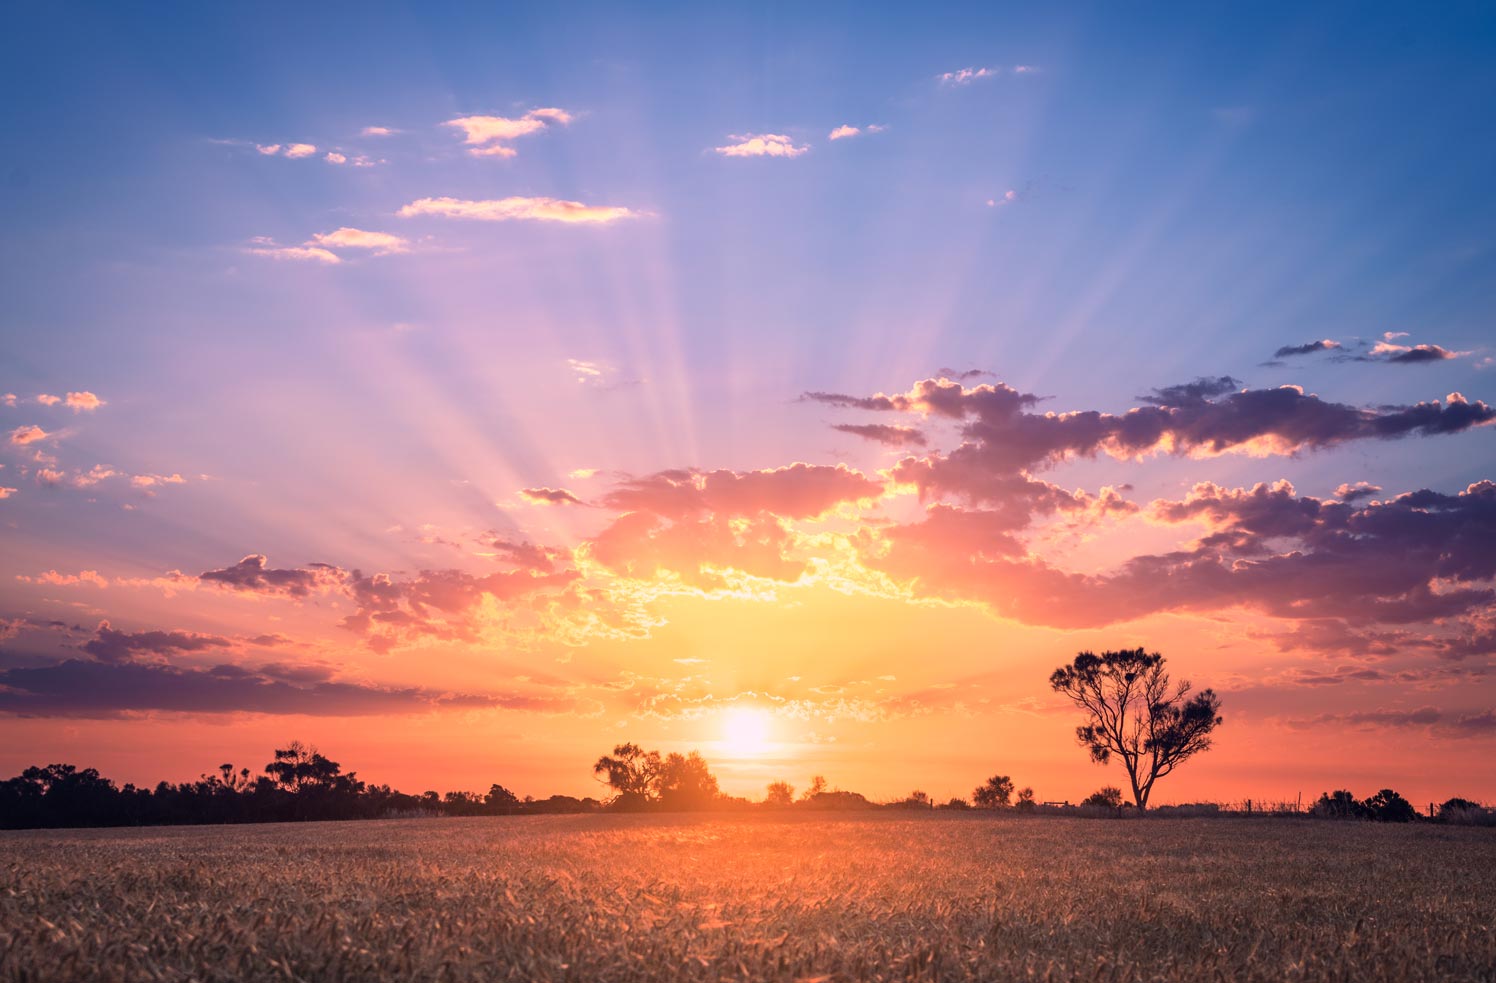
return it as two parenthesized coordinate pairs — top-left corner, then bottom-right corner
(2, 814), (1494, 982)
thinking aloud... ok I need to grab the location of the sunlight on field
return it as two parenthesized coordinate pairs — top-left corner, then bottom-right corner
(3, 814), (1494, 982)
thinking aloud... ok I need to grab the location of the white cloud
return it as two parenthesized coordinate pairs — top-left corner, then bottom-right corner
(246, 242), (342, 264)
(713, 133), (809, 158)
(256, 144), (282, 155)
(1012, 65), (1039, 74)
(362, 126), (396, 136)
(308, 228), (410, 255)
(283, 143), (318, 159)
(398, 196), (641, 224)
(939, 66), (998, 85)
(568, 358), (605, 383)
(828, 125), (860, 140)
(324, 152), (347, 164)
(986, 190), (1019, 207)
(444, 108), (574, 157)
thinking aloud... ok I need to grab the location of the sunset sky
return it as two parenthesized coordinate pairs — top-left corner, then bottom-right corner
(2, 3), (1494, 806)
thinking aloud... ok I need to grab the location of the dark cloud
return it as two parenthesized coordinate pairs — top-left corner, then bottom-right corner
(1295, 705), (1496, 737)
(1335, 481), (1382, 503)
(861, 480), (1496, 631)
(0, 658), (579, 718)
(82, 621), (231, 665)
(199, 554), (344, 597)
(832, 423), (928, 447)
(1273, 340), (1343, 358)
(1138, 376), (1242, 406)
(519, 487), (584, 506)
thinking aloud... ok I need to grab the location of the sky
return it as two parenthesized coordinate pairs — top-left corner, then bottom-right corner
(2, 1), (1494, 807)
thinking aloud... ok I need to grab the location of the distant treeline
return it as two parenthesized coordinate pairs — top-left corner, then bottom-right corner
(2, 741), (1492, 830)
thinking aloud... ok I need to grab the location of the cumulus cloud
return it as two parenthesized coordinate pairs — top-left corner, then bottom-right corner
(82, 621), (231, 665)
(398, 196), (641, 224)
(8, 425), (50, 446)
(307, 227), (409, 255)
(713, 134), (809, 158)
(444, 108), (573, 157)
(199, 554), (346, 598)
(1335, 481), (1382, 503)
(284, 143), (317, 158)
(64, 391), (103, 411)
(1371, 341), (1464, 364)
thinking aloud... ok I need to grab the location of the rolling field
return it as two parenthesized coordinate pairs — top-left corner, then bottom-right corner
(2, 813), (1494, 982)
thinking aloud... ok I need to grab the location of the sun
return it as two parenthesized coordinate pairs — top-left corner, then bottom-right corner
(720, 706), (773, 757)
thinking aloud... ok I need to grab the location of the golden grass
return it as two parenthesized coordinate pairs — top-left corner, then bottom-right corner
(2, 814), (1493, 981)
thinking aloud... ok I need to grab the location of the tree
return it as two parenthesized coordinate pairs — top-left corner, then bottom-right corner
(802, 775), (829, 801)
(1015, 787), (1036, 811)
(1049, 648), (1223, 810)
(1083, 786), (1124, 810)
(485, 784), (519, 809)
(1312, 789), (1367, 819)
(1364, 788), (1416, 823)
(656, 752), (720, 810)
(764, 781), (795, 807)
(972, 774), (1014, 808)
(592, 743), (661, 809)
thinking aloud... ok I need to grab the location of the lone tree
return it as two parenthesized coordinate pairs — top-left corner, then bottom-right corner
(1049, 648), (1222, 810)
(973, 774), (1015, 808)
(592, 743), (661, 810)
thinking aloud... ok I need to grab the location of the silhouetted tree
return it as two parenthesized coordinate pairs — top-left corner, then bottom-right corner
(973, 774), (1014, 808)
(1015, 787), (1036, 812)
(1364, 788), (1416, 823)
(1050, 648), (1223, 810)
(1311, 789), (1368, 819)
(1083, 786), (1124, 810)
(592, 743), (662, 810)
(940, 797), (971, 810)
(485, 784), (519, 809)
(656, 752), (720, 810)
(764, 781), (795, 807)
(802, 775), (829, 801)
(906, 790), (932, 808)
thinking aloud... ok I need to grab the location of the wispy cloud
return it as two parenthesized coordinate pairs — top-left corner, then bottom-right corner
(398, 196), (641, 224)
(245, 238), (342, 264)
(361, 125), (396, 137)
(828, 124), (886, 141)
(713, 134), (809, 158)
(444, 108), (574, 157)
(938, 66), (998, 85)
(520, 487), (584, 506)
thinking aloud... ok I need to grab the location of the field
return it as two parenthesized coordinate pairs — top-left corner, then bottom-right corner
(3, 814), (1494, 982)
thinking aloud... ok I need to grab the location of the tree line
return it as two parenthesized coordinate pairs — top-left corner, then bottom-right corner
(3, 649), (1489, 829)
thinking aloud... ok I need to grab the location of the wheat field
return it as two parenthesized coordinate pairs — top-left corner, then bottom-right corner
(2, 813), (1493, 982)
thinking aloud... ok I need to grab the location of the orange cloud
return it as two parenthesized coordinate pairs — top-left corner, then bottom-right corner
(307, 227), (409, 254)
(444, 108), (574, 157)
(65, 391), (104, 411)
(8, 425), (50, 446)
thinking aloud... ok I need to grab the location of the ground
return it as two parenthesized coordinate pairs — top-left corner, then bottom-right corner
(2, 813), (1493, 982)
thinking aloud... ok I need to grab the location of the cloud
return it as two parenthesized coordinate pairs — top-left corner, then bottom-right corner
(0, 658), (577, 718)
(36, 394), (60, 406)
(16, 569), (108, 588)
(1371, 341), (1463, 364)
(713, 134), (809, 158)
(1335, 481), (1382, 503)
(520, 487), (584, 506)
(444, 108), (573, 157)
(283, 143), (317, 158)
(64, 391), (103, 412)
(601, 464), (882, 521)
(307, 227), (409, 255)
(324, 152), (346, 164)
(833, 423), (928, 448)
(938, 67), (998, 85)
(8, 425), (50, 446)
(245, 242), (342, 264)
(1273, 339), (1343, 358)
(82, 621), (231, 665)
(0, 488), (15, 500)
(1293, 705), (1496, 738)
(199, 554), (346, 598)
(568, 358), (606, 383)
(987, 190), (1019, 207)
(361, 126), (395, 136)
(827, 124), (885, 140)
(397, 196), (641, 224)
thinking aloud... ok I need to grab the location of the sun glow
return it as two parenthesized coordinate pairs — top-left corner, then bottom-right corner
(719, 707), (773, 758)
